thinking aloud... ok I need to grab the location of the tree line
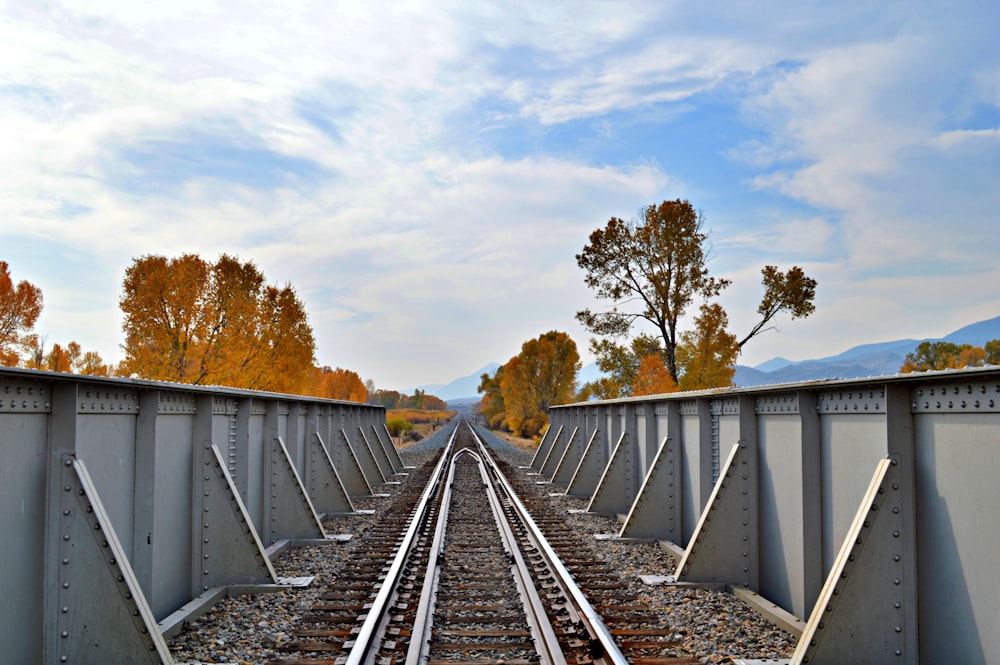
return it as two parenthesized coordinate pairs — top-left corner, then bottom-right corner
(900, 340), (1000, 372)
(1, 256), (447, 406)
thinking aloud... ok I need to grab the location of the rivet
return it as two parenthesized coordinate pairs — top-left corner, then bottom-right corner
(61, 606), (69, 613)
(64, 485), (71, 492)
(895, 602), (902, 608)
(62, 534), (70, 541)
(62, 558), (69, 565)
(893, 530), (901, 537)
(895, 626), (902, 633)
(63, 459), (72, 467)
(894, 578), (901, 585)
(63, 509), (71, 516)
(62, 582), (70, 589)
(896, 650), (902, 656)
(894, 555), (901, 561)
(61, 630), (69, 638)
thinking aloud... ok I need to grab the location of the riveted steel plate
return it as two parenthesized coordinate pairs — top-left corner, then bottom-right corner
(710, 397), (740, 416)
(158, 391), (197, 415)
(77, 387), (139, 414)
(817, 388), (885, 413)
(213, 396), (238, 415)
(679, 400), (699, 415)
(756, 394), (799, 415)
(911, 380), (1000, 413)
(0, 378), (50, 412)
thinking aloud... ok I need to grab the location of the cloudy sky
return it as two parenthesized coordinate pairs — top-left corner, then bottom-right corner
(2, 1), (998, 392)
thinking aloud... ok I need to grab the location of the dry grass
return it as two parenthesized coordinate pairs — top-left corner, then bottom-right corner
(387, 408), (456, 443)
(493, 431), (539, 453)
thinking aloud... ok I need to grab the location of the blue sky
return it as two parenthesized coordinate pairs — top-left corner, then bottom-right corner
(2, 0), (998, 392)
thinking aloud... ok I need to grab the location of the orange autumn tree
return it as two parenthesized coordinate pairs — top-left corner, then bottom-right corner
(19, 336), (111, 375)
(0, 261), (44, 366)
(676, 303), (739, 391)
(482, 331), (580, 438)
(632, 354), (679, 396)
(308, 366), (368, 402)
(119, 254), (315, 393)
(476, 365), (506, 429)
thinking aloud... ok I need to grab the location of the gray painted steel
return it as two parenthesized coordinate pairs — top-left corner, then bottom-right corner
(550, 366), (1000, 664)
(539, 424), (570, 479)
(529, 422), (557, 471)
(550, 427), (583, 486)
(0, 368), (386, 664)
(348, 424), (387, 486)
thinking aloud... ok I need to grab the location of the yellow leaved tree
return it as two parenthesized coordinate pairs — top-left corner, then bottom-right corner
(119, 254), (315, 393)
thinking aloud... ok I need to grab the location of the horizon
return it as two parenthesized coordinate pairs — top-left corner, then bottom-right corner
(3, 2), (999, 393)
(416, 312), (1000, 398)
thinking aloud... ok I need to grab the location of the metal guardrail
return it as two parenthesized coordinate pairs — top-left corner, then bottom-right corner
(545, 366), (1000, 665)
(0, 367), (397, 664)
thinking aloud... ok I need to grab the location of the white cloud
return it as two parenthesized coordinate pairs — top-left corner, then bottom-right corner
(2, 0), (998, 390)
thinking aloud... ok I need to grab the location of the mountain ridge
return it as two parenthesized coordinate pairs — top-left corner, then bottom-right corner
(736, 314), (1000, 386)
(416, 315), (1000, 400)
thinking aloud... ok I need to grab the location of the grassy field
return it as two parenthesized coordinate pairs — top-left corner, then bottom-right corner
(387, 408), (456, 442)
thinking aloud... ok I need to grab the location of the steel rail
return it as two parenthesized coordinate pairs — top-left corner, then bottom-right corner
(469, 424), (631, 665)
(404, 445), (459, 665)
(404, 445), (566, 665)
(344, 423), (458, 665)
(475, 448), (568, 665)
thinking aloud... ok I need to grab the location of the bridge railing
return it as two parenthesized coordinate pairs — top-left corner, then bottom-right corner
(547, 365), (1000, 665)
(0, 367), (396, 664)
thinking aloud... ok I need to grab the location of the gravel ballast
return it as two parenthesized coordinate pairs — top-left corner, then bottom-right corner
(169, 422), (795, 664)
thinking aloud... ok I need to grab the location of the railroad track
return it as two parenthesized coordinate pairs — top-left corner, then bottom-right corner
(268, 421), (700, 665)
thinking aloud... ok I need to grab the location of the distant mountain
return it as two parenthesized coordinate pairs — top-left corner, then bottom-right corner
(736, 315), (1000, 387)
(419, 315), (1000, 399)
(416, 362), (500, 402)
